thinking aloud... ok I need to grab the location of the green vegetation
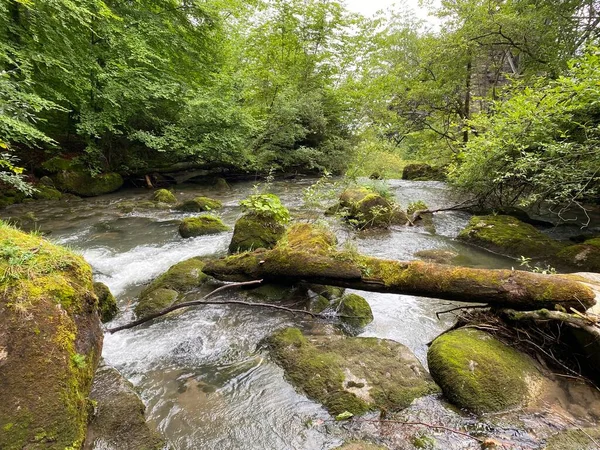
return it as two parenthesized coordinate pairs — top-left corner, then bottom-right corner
(179, 215), (229, 238)
(177, 197), (223, 212)
(153, 189), (177, 204)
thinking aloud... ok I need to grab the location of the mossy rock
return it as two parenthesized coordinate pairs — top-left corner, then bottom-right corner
(135, 257), (208, 318)
(40, 156), (80, 174)
(0, 221), (103, 449)
(332, 293), (374, 332)
(229, 213), (286, 253)
(93, 282), (118, 323)
(152, 188), (177, 204)
(179, 215), (229, 238)
(401, 164), (446, 181)
(32, 185), (62, 200)
(309, 294), (332, 313)
(335, 441), (388, 450)
(214, 177), (231, 190)
(0, 188), (26, 208)
(556, 238), (600, 272)
(427, 328), (544, 414)
(544, 426), (600, 450)
(413, 249), (459, 265)
(176, 196), (223, 212)
(457, 215), (564, 259)
(84, 365), (164, 450)
(53, 171), (124, 197)
(267, 327), (439, 416)
(338, 188), (407, 229)
(305, 283), (345, 300)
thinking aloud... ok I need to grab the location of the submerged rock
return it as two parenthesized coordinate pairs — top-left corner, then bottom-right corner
(414, 249), (459, 265)
(332, 293), (374, 332)
(0, 221), (103, 449)
(402, 163), (446, 181)
(176, 196), (222, 212)
(84, 365), (164, 450)
(116, 200), (171, 213)
(135, 257), (208, 317)
(458, 215), (563, 259)
(427, 328), (543, 413)
(337, 187), (407, 229)
(179, 215), (229, 238)
(32, 184), (62, 200)
(229, 213), (286, 253)
(93, 281), (118, 323)
(557, 238), (600, 272)
(267, 327), (439, 416)
(152, 188), (177, 204)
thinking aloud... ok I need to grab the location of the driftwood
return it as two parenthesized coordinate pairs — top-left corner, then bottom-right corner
(202, 250), (596, 312)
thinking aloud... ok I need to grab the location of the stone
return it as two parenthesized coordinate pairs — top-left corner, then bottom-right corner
(93, 281), (118, 323)
(229, 213), (286, 253)
(152, 188), (177, 204)
(179, 215), (229, 238)
(401, 164), (446, 181)
(176, 196), (222, 212)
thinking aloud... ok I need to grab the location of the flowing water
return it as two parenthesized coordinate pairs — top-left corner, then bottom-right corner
(2, 178), (598, 450)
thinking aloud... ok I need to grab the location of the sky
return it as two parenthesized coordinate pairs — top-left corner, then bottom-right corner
(344, 0), (440, 24)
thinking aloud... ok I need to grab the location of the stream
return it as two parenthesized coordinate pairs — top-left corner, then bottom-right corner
(1, 178), (597, 450)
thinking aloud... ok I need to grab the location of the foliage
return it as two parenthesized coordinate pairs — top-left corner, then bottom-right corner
(240, 193), (290, 224)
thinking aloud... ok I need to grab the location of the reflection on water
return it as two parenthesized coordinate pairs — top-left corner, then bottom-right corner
(1, 177), (596, 449)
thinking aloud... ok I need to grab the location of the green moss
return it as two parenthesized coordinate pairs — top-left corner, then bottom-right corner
(413, 249), (458, 264)
(335, 441), (388, 450)
(267, 327), (439, 416)
(407, 200), (428, 215)
(557, 240), (600, 272)
(32, 185), (62, 200)
(152, 188), (177, 204)
(337, 188), (407, 229)
(41, 156), (80, 173)
(0, 221), (102, 449)
(402, 163), (446, 181)
(179, 215), (229, 238)
(53, 171), (123, 197)
(229, 213), (286, 253)
(176, 196), (223, 212)
(545, 426), (600, 450)
(305, 284), (345, 300)
(280, 223), (337, 255)
(333, 293), (373, 332)
(457, 215), (563, 258)
(0, 188), (26, 208)
(310, 295), (331, 313)
(93, 282), (118, 323)
(427, 328), (543, 413)
(135, 257), (208, 317)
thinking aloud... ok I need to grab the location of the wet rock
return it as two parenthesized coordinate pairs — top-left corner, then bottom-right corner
(401, 163), (446, 181)
(267, 327), (439, 416)
(0, 221), (103, 449)
(176, 196), (222, 212)
(305, 283), (345, 300)
(179, 215), (229, 238)
(337, 187), (407, 229)
(33, 185), (62, 200)
(336, 441), (388, 450)
(544, 426), (600, 450)
(39, 175), (55, 187)
(414, 249), (459, 265)
(556, 238), (600, 272)
(309, 294), (331, 313)
(332, 293), (374, 333)
(427, 328), (543, 413)
(214, 177), (231, 190)
(135, 257), (208, 318)
(457, 215), (563, 259)
(0, 188), (26, 208)
(84, 365), (164, 450)
(93, 282), (118, 323)
(115, 200), (171, 213)
(152, 188), (177, 204)
(229, 213), (286, 253)
(54, 171), (124, 197)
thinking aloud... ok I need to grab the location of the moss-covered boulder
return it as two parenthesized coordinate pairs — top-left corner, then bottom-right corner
(135, 257), (208, 317)
(0, 221), (103, 449)
(267, 327), (439, 416)
(427, 328), (543, 413)
(84, 365), (164, 450)
(556, 238), (600, 272)
(305, 283), (345, 300)
(176, 196), (222, 212)
(214, 177), (230, 190)
(333, 293), (373, 332)
(93, 282), (118, 323)
(402, 163), (446, 181)
(33, 185), (62, 200)
(544, 426), (600, 450)
(41, 156), (78, 173)
(0, 188), (26, 208)
(152, 188), (177, 204)
(337, 187), (407, 229)
(229, 213), (286, 253)
(54, 171), (124, 197)
(179, 215), (229, 238)
(457, 215), (564, 259)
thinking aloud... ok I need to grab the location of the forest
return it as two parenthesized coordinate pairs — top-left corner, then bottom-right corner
(1, 0), (598, 214)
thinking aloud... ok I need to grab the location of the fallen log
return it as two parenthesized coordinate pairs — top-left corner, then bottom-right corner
(202, 225), (596, 312)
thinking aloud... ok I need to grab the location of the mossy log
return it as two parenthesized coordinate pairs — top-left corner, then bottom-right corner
(203, 225), (596, 312)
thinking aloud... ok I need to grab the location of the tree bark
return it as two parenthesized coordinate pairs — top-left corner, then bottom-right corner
(203, 250), (596, 312)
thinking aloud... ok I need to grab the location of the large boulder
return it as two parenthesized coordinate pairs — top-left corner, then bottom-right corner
(267, 327), (439, 416)
(0, 221), (103, 449)
(401, 163), (446, 181)
(229, 213), (286, 253)
(336, 187), (407, 229)
(152, 188), (177, 204)
(427, 328), (544, 413)
(93, 281), (118, 323)
(135, 257), (209, 318)
(176, 196), (222, 212)
(332, 293), (374, 332)
(457, 215), (563, 259)
(556, 238), (600, 272)
(84, 366), (164, 450)
(179, 215), (229, 238)
(54, 171), (124, 197)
